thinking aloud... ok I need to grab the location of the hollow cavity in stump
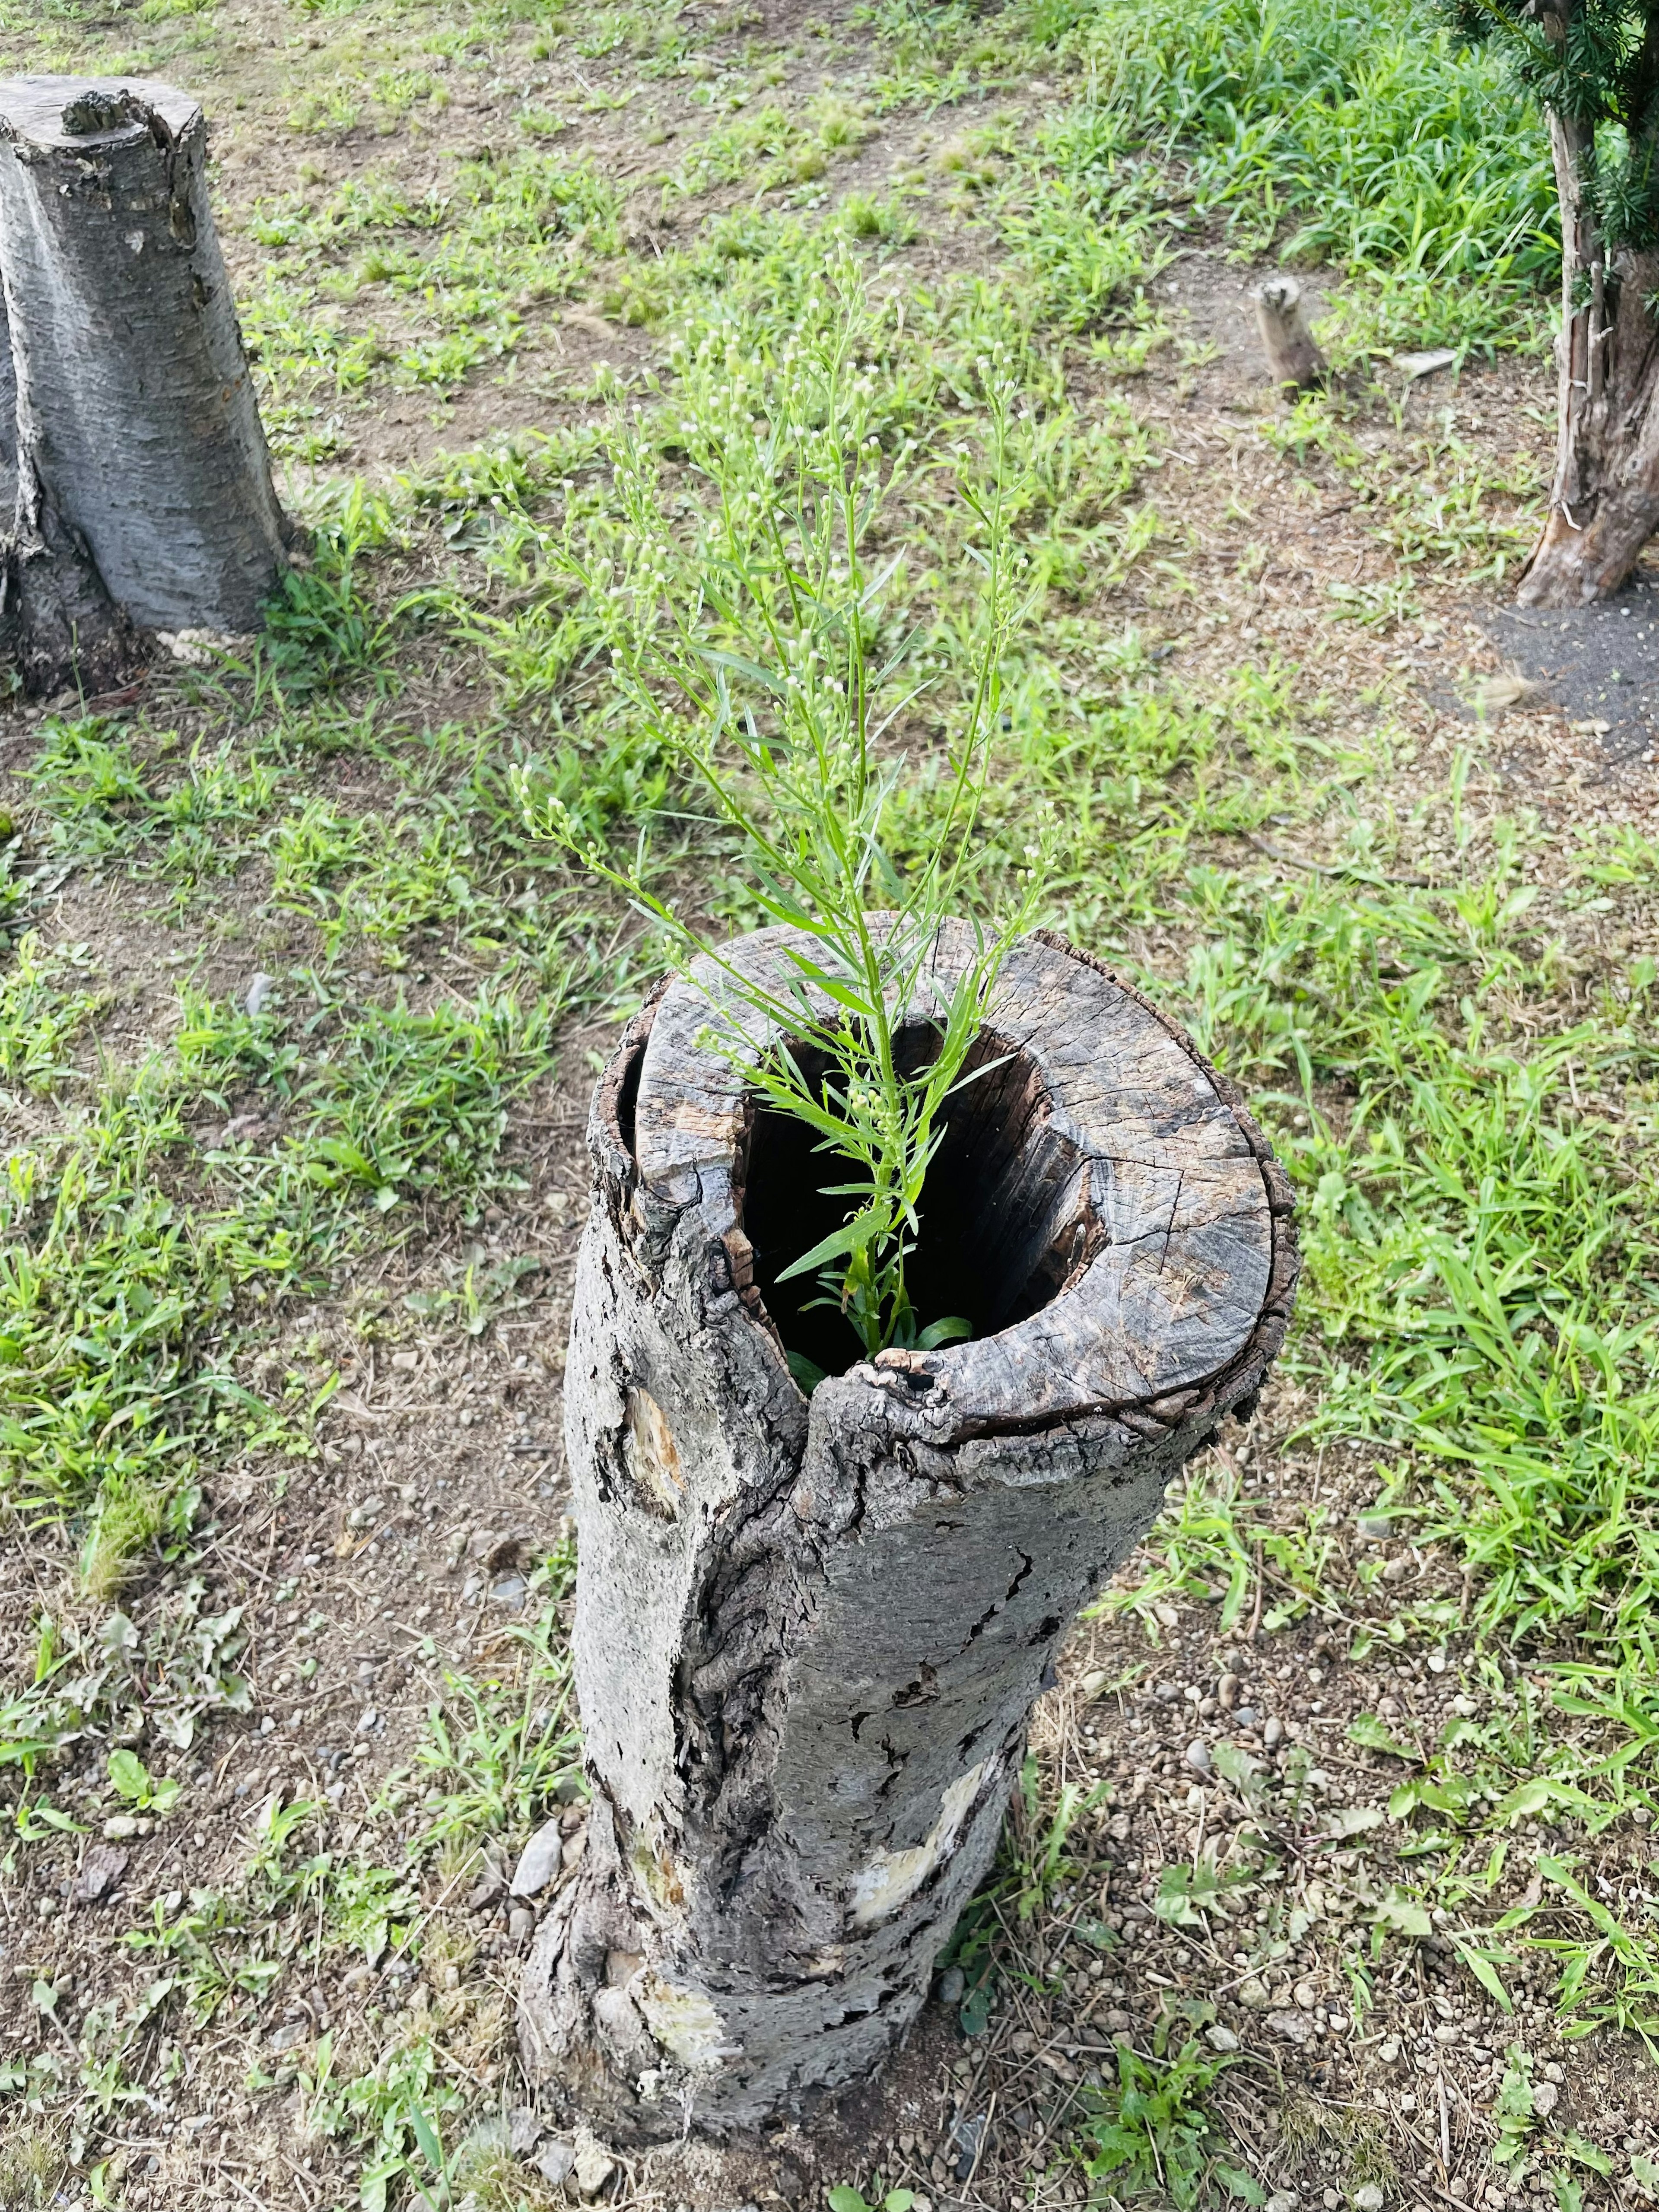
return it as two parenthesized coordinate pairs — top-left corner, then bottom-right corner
(518, 924), (1297, 2138)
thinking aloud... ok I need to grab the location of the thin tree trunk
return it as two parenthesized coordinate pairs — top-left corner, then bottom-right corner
(0, 77), (288, 692)
(1519, 69), (1659, 602)
(518, 924), (1297, 2138)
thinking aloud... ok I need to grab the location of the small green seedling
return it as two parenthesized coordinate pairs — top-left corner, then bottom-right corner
(827, 2189), (915, 2212)
(107, 1751), (180, 1816)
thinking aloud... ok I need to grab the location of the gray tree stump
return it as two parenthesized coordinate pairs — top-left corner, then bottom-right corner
(518, 924), (1297, 2137)
(1252, 275), (1327, 394)
(0, 77), (287, 693)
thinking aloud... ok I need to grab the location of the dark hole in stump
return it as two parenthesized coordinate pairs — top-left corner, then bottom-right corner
(740, 1020), (1098, 1379)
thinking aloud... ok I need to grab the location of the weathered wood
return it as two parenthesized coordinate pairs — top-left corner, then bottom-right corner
(0, 285), (15, 524)
(1516, 109), (1659, 605)
(0, 76), (287, 691)
(1252, 275), (1326, 394)
(518, 924), (1297, 2137)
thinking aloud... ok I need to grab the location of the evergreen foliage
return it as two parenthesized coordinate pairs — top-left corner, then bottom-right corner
(1449, 2), (1659, 252)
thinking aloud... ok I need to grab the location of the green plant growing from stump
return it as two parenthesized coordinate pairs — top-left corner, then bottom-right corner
(520, 262), (1037, 1377)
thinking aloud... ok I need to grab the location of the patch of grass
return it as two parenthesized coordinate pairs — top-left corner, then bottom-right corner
(412, 1555), (581, 1847)
(1074, 2024), (1242, 2208)
(0, 2122), (65, 2210)
(0, 936), (103, 1093)
(0, 963), (561, 1594)
(1087, 0), (1556, 352)
(873, 0), (1556, 355)
(242, 146), (626, 435)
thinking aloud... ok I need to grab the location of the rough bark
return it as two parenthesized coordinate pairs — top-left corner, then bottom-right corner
(0, 281), (15, 522)
(1519, 46), (1659, 604)
(0, 76), (287, 692)
(518, 923), (1298, 2139)
(1252, 276), (1326, 393)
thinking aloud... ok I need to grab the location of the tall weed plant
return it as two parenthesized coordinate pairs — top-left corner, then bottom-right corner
(521, 262), (1040, 1373)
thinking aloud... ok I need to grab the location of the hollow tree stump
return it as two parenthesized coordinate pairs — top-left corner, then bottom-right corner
(0, 77), (287, 693)
(1252, 274), (1327, 394)
(519, 924), (1297, 2136)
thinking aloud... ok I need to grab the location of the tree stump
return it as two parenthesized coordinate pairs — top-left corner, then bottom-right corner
(1252, 275), (1327, 394)
(0, 77), (287, 693)
(518, 924), (1297, 2136)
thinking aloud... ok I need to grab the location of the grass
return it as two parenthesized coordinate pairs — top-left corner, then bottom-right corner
(872, 0), (1556, 357)
(5, 0), (1659, 2199)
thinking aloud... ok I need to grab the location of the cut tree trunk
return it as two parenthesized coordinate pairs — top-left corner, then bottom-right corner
(1252, 275), (1326, 393)
(518, 923), (1298, 2138)
(0, 77), (287, 693)
(1519, 109), (1659, 606)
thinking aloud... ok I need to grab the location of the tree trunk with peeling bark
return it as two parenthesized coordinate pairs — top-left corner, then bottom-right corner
(1520, 108), (1659, 607)
(518, 923), (1297, 2138)
(0, 77), (287, 693)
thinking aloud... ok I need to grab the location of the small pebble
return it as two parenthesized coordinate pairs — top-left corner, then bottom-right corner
(535, 2141), (576, 2186)
(508, 1906), (536, 1944)
(1355, 2189), (1385, 2212)
(244, 971), (275, 1017)
(1262, 1717), (1284, 1748)
(507, 2107), (543, 2155)
(1184, 1739), (1211, 1775)
(571, 2131), (616, 2196)
(937, 1965), (965, 2006)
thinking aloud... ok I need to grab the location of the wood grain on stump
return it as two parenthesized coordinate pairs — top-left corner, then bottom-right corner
(519, 924), (1297, 2136)
(0, 76), (287, 692)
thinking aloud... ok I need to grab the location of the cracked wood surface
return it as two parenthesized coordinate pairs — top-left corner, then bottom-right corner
(518, 926), (1297, 2136)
